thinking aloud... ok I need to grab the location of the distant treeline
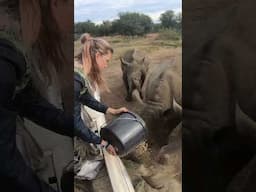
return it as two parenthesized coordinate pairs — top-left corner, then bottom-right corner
(75, 10), (181, 39)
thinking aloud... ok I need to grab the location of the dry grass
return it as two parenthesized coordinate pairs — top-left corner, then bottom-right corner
(74, 33), (181, 59)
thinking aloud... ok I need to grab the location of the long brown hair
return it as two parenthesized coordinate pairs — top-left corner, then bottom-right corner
(18, 0), (69, 83)
(75, 34), (113, 91)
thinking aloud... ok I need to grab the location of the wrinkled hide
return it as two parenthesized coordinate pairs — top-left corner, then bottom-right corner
(133, 62), (182, 145)
(121, 49), (149, 101)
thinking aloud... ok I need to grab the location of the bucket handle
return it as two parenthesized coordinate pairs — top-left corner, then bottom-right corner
(122, 111), (138, 119)
(119, 111), (146, 130)
(100, 111), (136, 129)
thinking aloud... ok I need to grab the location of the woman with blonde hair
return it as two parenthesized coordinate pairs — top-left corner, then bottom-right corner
(74, 33), (128, 155)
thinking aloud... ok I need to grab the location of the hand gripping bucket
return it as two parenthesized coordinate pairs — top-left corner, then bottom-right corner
(100, 111), (147, 156)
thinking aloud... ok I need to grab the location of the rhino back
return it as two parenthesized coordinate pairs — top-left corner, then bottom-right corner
(142, 63), (181, 109)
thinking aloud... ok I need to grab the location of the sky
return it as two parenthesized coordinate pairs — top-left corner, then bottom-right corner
(75, 0), (182, 24)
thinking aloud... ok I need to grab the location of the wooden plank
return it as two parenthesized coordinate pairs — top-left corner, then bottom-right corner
(82, 91), (134, 192)
(103, 150), (135, 192)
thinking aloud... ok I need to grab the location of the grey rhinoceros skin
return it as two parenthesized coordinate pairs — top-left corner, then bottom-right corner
(132, 62), (182, 145)
(120, 49), (149, 101)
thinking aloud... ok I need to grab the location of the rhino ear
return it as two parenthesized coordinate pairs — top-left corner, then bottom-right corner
(120, 57), (130, 66)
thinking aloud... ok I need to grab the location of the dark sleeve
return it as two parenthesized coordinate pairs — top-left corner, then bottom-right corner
(74, 113), (102, 144)
(14, 81), (73, 138)
(80, 92), (108, 113)
(233, 60), (256, 121)
(75, 78), (108, 113)
(74, 79), (101, 144)
(0, 50), (56, 192)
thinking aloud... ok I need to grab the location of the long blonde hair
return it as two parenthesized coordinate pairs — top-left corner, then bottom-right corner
(75, 33), (113, 91)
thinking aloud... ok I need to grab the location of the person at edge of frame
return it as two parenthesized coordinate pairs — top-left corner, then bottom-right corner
(1, 0), (78, 192)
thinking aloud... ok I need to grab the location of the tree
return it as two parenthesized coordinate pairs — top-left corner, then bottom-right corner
(175, 12), (182, 32)
(160, 10), (176, 29)
(74, 10), (181, 37)
(112, 12), (153, 36)
(152, 23), (162, 32)
(74, 20), (97, 35)
(98, 21), (112, 36)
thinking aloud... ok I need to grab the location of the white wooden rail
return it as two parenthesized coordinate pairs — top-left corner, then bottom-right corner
(103, 149), (135, 192)
(82, 89), (135, 192)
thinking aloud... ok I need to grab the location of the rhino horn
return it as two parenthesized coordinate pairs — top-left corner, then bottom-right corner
(132, 89), (145, 107)
(120, 57), (130, 66)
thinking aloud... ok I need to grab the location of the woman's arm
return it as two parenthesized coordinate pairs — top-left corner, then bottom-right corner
(0, 44), (56, 192)
(74, 110), (102, 144)
(74, 77), (108, 113)
(74, 78), (119, 153)
(74, 79), (102, 144)
(75, 78), (128, 115)
(14, 81), (73, 137)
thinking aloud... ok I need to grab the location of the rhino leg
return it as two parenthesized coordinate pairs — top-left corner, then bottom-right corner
(125, 76), (134, 101)
(126, 91), (133, 102)
(122, 74), (131, 101)
(141, 71), (146, 89)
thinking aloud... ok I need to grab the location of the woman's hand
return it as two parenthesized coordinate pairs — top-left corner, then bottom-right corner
(106, 107), (128, 115)
(101, 140), (117, 155)
(106, 144), (117, 156)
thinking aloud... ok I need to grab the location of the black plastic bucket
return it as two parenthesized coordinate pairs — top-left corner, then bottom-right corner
(100, 111), (147, 156)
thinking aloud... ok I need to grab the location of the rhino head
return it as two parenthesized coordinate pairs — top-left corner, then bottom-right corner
(120, 49), (149, 101)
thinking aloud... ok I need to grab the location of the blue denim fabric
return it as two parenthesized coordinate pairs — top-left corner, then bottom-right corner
(74, 72), (108, 144)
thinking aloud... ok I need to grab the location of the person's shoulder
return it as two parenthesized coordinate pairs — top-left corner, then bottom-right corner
(74, 71), (84, 86)
(74, 72), (90, 96)
(74, 66), (90, 85)
(0, 38), (25, 63)
(0, 37), (27, 81)
(74, 68), (89, 90)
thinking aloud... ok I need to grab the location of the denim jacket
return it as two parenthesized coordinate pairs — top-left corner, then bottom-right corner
(74, 68), (108, 144)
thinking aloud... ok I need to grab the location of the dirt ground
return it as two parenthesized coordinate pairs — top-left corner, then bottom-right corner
(74, 34), (182, 192)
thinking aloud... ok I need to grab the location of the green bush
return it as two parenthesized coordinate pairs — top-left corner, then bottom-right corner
(157, 29), (181, 41)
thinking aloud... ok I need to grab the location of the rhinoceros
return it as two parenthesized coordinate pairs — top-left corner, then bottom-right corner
(132, 62), (182, 145)
(120, 49), (149, 101)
